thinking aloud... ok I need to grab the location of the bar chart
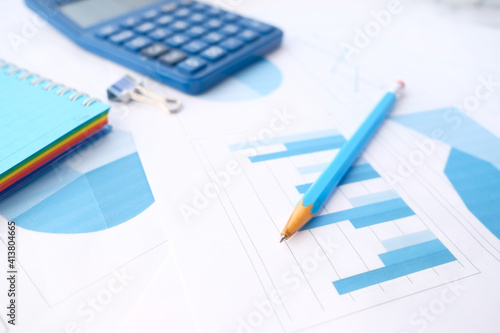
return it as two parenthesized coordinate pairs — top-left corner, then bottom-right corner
(227, 125), (467, 296)
(333, 233), (455, 294)
(190, 120), (477, 330)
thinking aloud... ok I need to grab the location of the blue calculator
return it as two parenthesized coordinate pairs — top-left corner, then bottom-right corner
(25, 0), (283, 95)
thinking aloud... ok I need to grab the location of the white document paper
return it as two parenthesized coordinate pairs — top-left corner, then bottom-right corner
(0, 2), (196, 331)
(130, 1), (500, 332)
(1, 0), (499, 332)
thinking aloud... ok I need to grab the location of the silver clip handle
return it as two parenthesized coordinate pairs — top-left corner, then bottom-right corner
(132, 85), (182, 114)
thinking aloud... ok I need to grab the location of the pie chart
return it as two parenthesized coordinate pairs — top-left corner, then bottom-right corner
(200, 57), (283, 102)
(0, 130), (155, 234)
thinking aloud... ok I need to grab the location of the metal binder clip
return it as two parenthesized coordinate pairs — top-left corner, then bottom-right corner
(107, 75), (182, 113)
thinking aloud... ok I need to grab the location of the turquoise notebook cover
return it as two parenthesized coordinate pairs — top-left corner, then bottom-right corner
(0, 63), (110, 179)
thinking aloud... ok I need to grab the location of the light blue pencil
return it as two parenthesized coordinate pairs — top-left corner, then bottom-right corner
(280, 81), (405, 242)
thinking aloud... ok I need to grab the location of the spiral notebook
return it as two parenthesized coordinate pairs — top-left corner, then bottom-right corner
(0, 60), (110, 194)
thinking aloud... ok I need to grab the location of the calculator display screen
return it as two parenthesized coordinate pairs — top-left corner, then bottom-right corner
(60, 0), (162, 28)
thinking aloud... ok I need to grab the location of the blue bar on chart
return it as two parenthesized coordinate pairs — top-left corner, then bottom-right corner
(295, 164), (380, 194)
(378, 239), (447, 266)
(382, 230), (437, 251)
(228, 129), (341, 151)
(348, 190), (399, 207)
(297, 156), (368, 175)
(301, 198), (415, 230)
(333, 238), (456, 295)
(248, 135), (346, 163)
(297, 163), (329, 175)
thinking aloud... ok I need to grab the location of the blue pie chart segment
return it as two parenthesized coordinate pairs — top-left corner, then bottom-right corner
(0, 130), (155, 234)
(12, 152), (154, 234)
(201, 58), (283, 102)
(392, 109), (500, 240)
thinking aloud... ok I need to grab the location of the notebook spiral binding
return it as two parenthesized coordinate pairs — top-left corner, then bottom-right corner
(0, 59), (99, 107)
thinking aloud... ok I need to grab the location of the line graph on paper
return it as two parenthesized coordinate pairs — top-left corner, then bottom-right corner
(191, 119), (478, 330)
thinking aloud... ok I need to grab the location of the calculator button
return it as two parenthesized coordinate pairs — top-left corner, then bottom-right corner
(143, 9), (159, 20)
(218, 24), (240, 36)
(182, 40), (208, 54)
(156, 15), (175, 26)
(235, 29), (259, 42)
(95, 25), (119, 38)
(177, 57), (207, 74)
(109, 30), (135, 44)
(148, 28), (173, 41)
(184, 26), (206, 38)
(204, 19), (223, 30)
(221, 13), (241, 23)
(159, 49), (188, 65)
(219, 38), (244, 52)
(165, 34), (191, 47)
(160, 3), (178, 13)
(141, 43), (170, 58)
(124, 36), (153, 51)
(238, 19), (274, 34)
(191, 2), (209, 12)
(120, 17), (142, 29)
(170, 21), (190, 32)
(205, 7), (225, 17)
(202, 32), (225, 44)
(188, 13), (206, 24)
(200, 46), (227, 61)
(134, 22), (156, 34)
(174, 8), (191, 18)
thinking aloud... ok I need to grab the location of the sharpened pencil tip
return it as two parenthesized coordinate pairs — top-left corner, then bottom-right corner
(280, 235), (287, 243)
